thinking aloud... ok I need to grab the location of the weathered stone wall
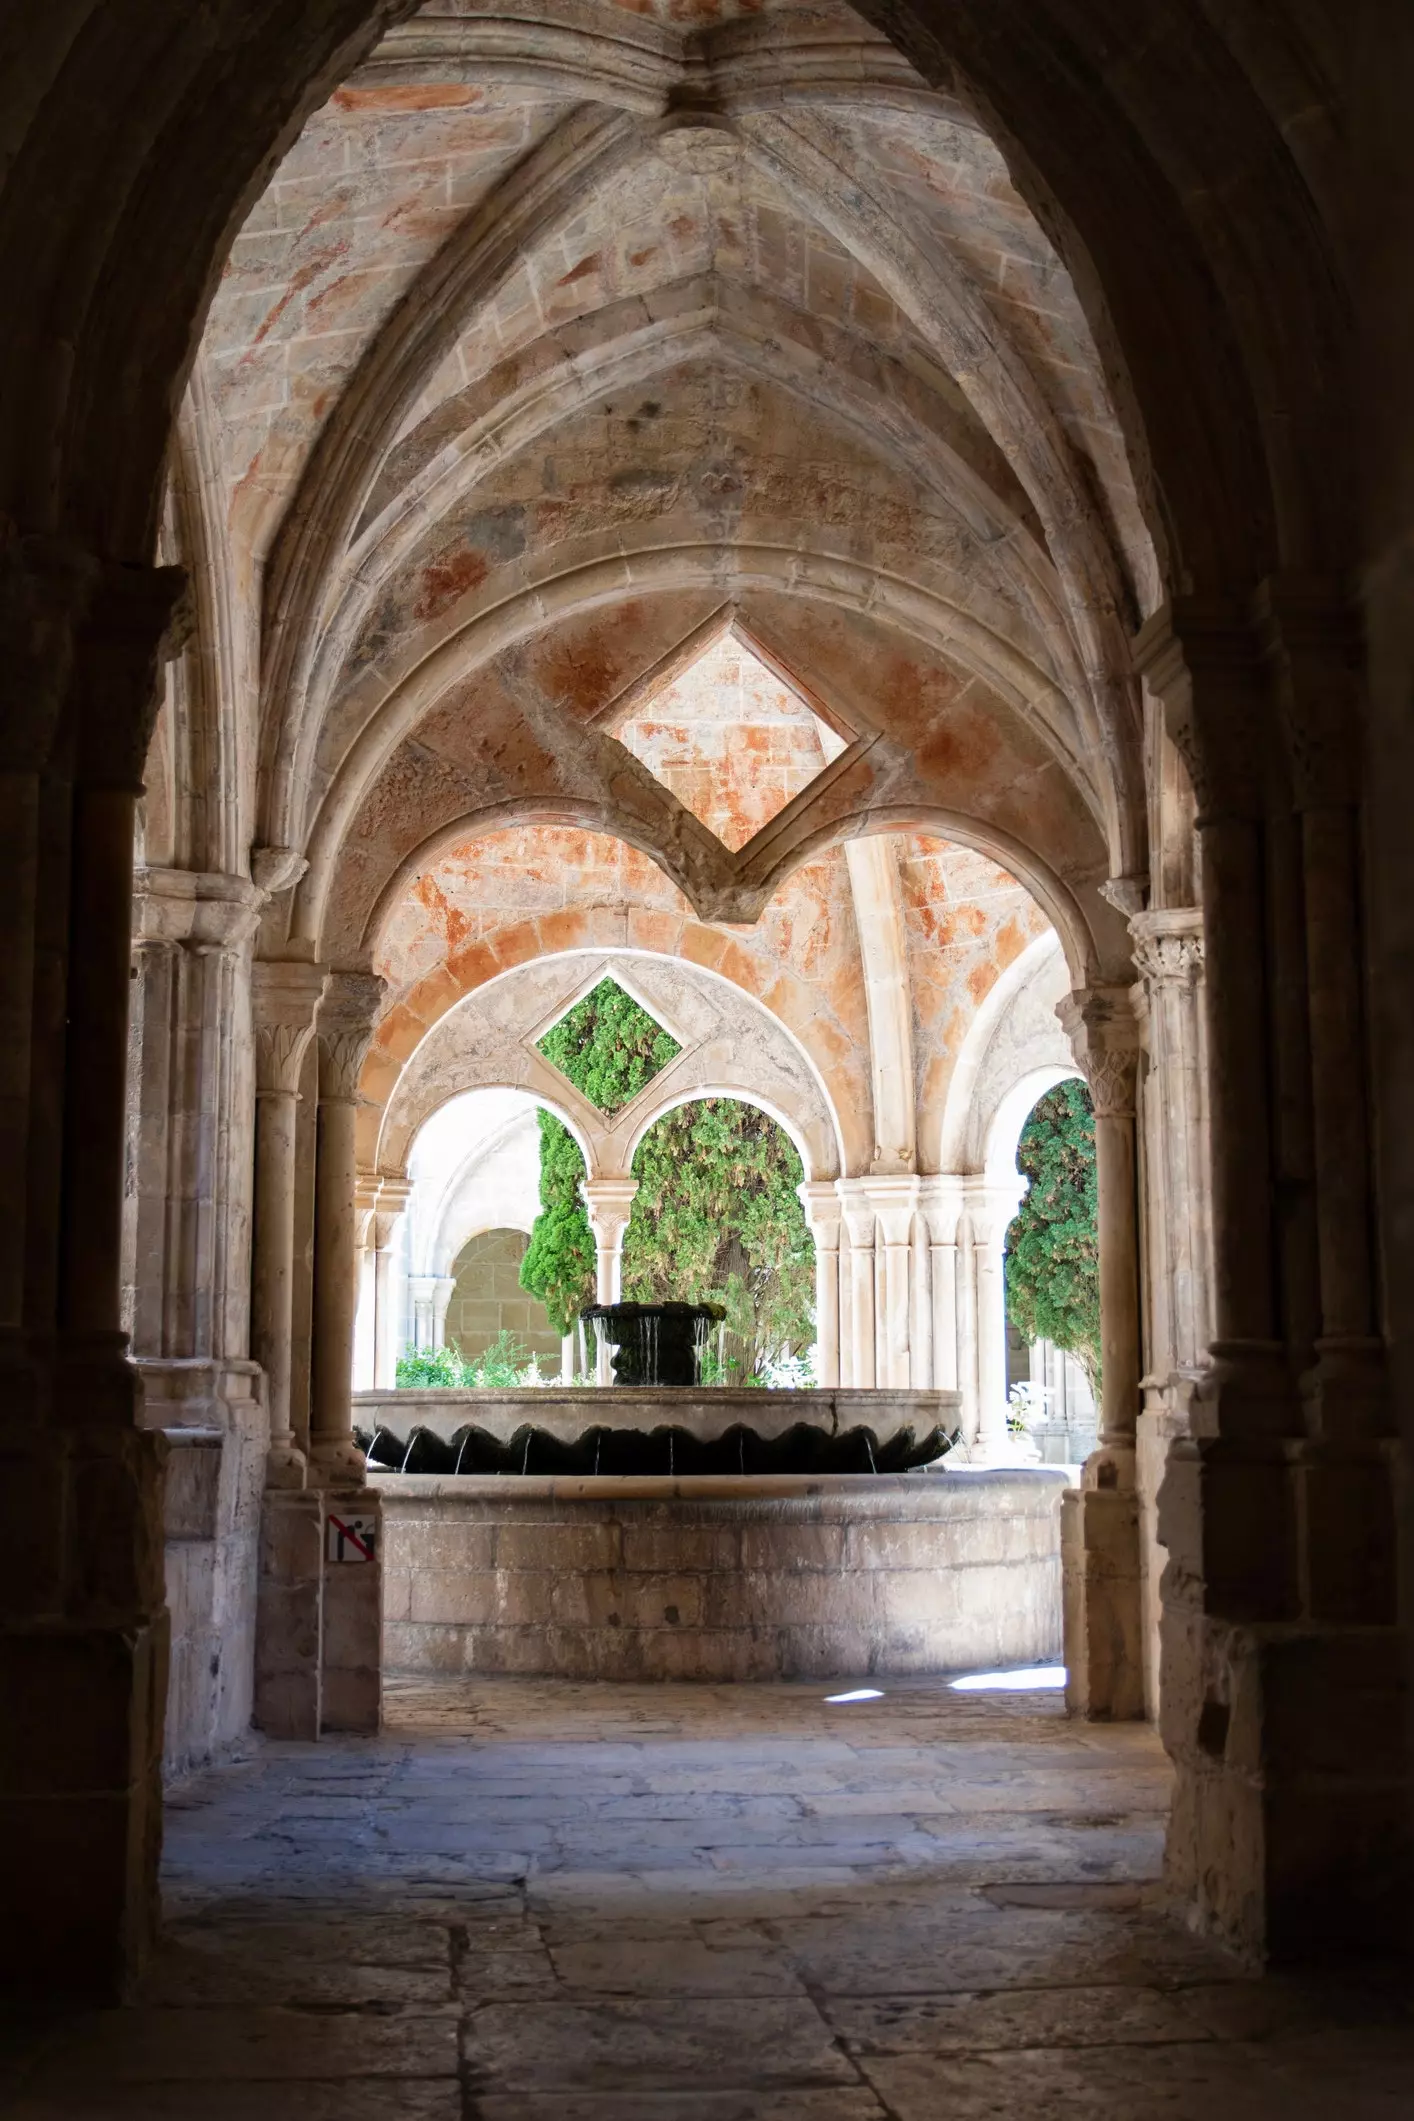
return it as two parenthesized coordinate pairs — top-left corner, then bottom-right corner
(377, 1467), (1065, 1681)
(446, 1227), (560, 1370)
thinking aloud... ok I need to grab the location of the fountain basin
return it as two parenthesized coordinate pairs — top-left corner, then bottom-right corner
(354, 1386), (958, 1449)
(373, 1467), (1066, 1682)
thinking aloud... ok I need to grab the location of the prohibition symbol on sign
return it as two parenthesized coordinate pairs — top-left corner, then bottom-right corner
(327, 1513), (376, 1563)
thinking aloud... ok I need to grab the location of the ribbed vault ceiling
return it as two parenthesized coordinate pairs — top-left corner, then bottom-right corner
(190, 0), (1159, 973)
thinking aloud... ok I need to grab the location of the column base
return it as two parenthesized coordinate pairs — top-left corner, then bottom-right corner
(309, 1437), (368, 1485)
(265, 1441), (308, 1490)
(253, 1487), (324, 1740)
(1061, 1477), (1144, 1720)
(1162, 1615), (1411, 1962)
(0, 1616), (168, 1998)
(322, 1485), (383, 1733)
(253, 1485), (384, 1739)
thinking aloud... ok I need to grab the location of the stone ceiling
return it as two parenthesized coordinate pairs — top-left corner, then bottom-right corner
(160, 0), (1159, 1172)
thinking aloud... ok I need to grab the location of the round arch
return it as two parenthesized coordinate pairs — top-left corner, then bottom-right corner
(293, 539), (1110, 948)
(622, 1084), (816, 1184)
(984, 1065), (1084, 1186)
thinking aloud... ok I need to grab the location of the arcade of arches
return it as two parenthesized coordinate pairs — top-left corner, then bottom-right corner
(4, 0), (1414, 2050)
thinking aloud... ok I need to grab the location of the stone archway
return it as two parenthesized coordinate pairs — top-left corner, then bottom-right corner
(0, 0), (1404, 1996)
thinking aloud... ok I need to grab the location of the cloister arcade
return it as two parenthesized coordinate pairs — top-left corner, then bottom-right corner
(2, 0), (1409, 2033)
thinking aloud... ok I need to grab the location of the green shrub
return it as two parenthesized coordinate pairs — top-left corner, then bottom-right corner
(1005, 1079), (1101, 1386)
(394, 1344), (466, 1388)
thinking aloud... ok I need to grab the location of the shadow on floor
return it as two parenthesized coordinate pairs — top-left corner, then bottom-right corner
(4, 1676), (1412, 2117)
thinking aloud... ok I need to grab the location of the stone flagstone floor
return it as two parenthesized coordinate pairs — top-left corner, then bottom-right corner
(4, 1675), (1413, 2117)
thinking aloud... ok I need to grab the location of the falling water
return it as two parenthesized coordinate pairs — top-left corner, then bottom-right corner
(668, 1432), (675, 1476)
(400, 1435), (417, 1473)
(521, 1431), (532, 1474)
(865, 1434), (878, 1474)
(593, 1430), (602, 1474)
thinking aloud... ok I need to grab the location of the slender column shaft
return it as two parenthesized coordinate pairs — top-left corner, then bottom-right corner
(310, 1094), (360, 1473)
(62, 786), (138, 1346)
(797, 1182), (841, 1387)
(253, 1090), (302, 1476)
(1058, 989), (1142, 1465)
(373, 1244), (396, 1387)
(957, 1219), (979, 1445)
(251, 962), (327, 1486)
(909, 1222), (931, 1389)
(968, 1187), (1016, 1461)
(840, 1189), (876, 1389)
(582, 1177), (638, 1386)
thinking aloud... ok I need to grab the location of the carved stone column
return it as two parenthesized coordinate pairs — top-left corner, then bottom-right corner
(866, 1175), (919, 1390)
(1057, 983), (1144, 1719)
(1130, 908), (1209, 1719)
(964, 1177), (1024, 1462)
(310, 973), (383, 1483)
(1137, 601), (1407, 1961)
(0, 547), (185, 1995)
(837, 1181), (877, 1389)
(352, 1173), (381, 1391)
(372, 1177), (411, 1390)
(251, 962), (327, 1487)
(919, 1177), (963, 1393)
(126, 867), (263, 1385)
(797, 1182), (841, 1386)
(1260, 583), (1385, 1433)
(581, 1177), (638, 1383)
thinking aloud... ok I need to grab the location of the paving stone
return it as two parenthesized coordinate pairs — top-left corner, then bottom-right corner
(463, 1996), (857, 2090)
(19, 1677), (1414, 2116)
(7, 2085), (462, 2121)
(549, 1936), (807, 1994)
(21, 2008), (460, 2085)
(828, 1983), (1213, 2054)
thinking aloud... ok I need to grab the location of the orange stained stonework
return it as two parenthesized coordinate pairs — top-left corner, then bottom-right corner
(614, 631), (843, 852)
(363, 813), (1048, 1182)
(901, 835), (1051, 1123)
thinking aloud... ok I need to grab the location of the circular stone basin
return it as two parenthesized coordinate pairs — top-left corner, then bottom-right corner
(372, 1468), (1067, 1683)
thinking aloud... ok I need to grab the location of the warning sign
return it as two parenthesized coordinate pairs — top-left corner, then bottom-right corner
(327, 1513), (377, 1563)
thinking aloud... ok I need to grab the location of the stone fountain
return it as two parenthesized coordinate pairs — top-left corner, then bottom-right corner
(581, 1300), (723, 1387)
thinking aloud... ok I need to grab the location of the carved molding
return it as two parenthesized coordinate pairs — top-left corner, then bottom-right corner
(316, 969), (385, 1104)
(252, 960), (328, 1095)
(1133, 600), (1268, 824)
(254, 1021), (316, 1098)
(797, 1180), (841, 1246)
(1130, 907), (1204, 988)
(581, 1176), (638, 1243)
(134, 866), (264, 951)
(1057, 985), (1139, 1119)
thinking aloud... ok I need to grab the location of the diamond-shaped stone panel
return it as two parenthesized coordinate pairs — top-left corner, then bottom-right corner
(614, 633), (847, 853)
(535, 977), (681, 1116)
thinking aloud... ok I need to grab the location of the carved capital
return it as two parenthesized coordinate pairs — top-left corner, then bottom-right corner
(372, 1175), (413, 1252)
(862, 1172), (920, 1247)
(581, 1177), (638, 1245)
(1134, 599), (1268, 824)
(836, 1176), (877, 1251)
(1057, 985), (1139, 1119)
(796, 1180), (841, 1247)
(1129, 906), (1204, 989)
(252, 960), (328, 1096)
(917, 1173), (964, 1246)
(74, 560), (190, 790)
(133, 866), (264, 951)
(316, 970), (385, 1104)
